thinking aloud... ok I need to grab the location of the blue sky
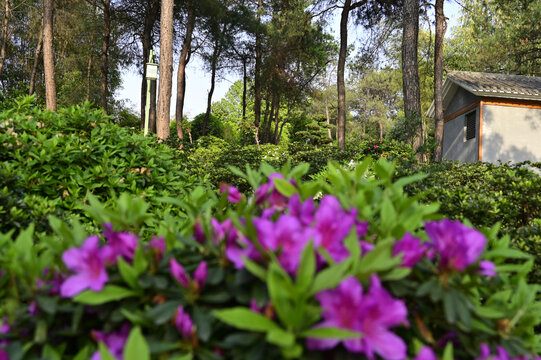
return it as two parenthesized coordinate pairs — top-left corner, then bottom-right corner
(116, 1), (462, 120)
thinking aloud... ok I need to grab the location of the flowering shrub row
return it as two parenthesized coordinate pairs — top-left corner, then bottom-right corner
(0, 159), (540, 359)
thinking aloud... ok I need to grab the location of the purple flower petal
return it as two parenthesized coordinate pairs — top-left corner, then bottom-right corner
(60, 236), (109, 298)
(175, 306), (193, 339)
(426, 220), (486, 272)
(169, 258), (190, 288)
(414, 346), (437, 360)
(393, 233), (427, 268)
(478, 260), (497, 277)
(220, 184), (242, 203)
(194, 261), (207, 289)
(103, 223), (138, 263)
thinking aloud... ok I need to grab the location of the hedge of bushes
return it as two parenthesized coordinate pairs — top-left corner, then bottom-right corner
(0, 96), (201, 236)
(395, 161), (541, 280)
(1, 159), (540, 360)
(176, 137), (415, 193)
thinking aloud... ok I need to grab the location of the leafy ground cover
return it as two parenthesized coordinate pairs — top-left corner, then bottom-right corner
(0, 159), (540, 359)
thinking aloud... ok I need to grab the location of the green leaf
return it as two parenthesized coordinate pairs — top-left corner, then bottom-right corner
(296, 241), (315, 293)
(133, 246), (149, 274)
(266, 328), (295, 347)
(42, 344), (61, 360)
(310, 259), (351, 295)
(300, 327), (362, 340)
(167, 354), (193, 360)
(73, 285), (137, 305)
(213, 307), (280, 332)
(73, 346), (91, 360)
(272, 178), (297, 197)
(118, 257), (139, 290)
(123, 327), (150, 360)
(443, 290), (456, 324)
(281, 344), (303, 359)
(146, 300), (182, 325)
(243, 258), (267, 281)
(442, 342), (454, 360)
(98, 342), (117, 360)
(267, 262), (295, 326)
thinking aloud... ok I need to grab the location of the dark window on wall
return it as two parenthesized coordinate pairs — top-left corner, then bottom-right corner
(465, 111), (476, 140)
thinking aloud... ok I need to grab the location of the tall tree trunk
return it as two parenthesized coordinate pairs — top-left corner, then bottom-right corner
(29, 17), (44, 96)
(203, 55), (217, 137)
(325, 93), (332, 140)
(336, 0), (350, 149)
(43, 0), (56, 111)
(175, 0), (195, 142)
(253, 0), (263, 141)
(242, 57), (247, 122)
(0, 0), (10, 80)
(402, 0), (423, 154)
(140, 0), (159, 127)
(100, 0), (111, 114)
(273, 96), (280, 144)
(433, 0), (446, 161)
(86, 31), (95, 101)
(261, 96), (270, 143)
(156, 0), (174, 140)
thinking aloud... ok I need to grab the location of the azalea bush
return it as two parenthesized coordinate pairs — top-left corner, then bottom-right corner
(1, 159), (540, 360)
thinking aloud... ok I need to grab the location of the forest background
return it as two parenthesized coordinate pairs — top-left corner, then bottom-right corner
(0, 0), (539, 157)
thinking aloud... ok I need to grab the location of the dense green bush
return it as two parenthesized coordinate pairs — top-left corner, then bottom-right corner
(190, 113), (225, 141)
(0, 159), (539, 360)
(0, 96), (200, 235)
(396, 161), (541, 279)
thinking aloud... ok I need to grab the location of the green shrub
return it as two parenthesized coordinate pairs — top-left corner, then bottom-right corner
(396, 160), (541, 280)
(190, 113), (225, 141)
(0, 96), (200, 235)
(0, 159), (539, 359)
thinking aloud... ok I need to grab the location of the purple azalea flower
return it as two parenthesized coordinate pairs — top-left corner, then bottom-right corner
(1, 318), (9, 334)
(37, 268), (64, 295)
(169, 259), (207, 290)
(253, 215), (315, 274)
(475, 344), (540, 360)
(193, 261), (207, 289)
(250, 299), (262, 313)
(214, 219), (260, 269)
(307, 275), (407, 360)
(220, 183), (242, 203)
(60, 236), (110, 297)
(175, 306), (194, 340)
(478, 260), (497, 277)
(425, 220), (486, 272)
(91, 324), (130, 360)
(360, 241), (374, 255)
(288, 194), (315, 226)
(149, 236), (165, 261)
(0, 349), (8, 360)
(393, 233), (427, 268)
(102, 223), (138, 264)
(312, 195), (356, 263)
(255, 173), (291, 210)
(355, 219), (369, 238)
(194, 222), (206, 243)
(169, 258), (190, 288)
(28, 301), (37, 316)
(414, 347), (437, 360)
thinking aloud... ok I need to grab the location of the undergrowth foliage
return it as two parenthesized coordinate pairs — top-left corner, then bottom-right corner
(1, 159), (540, 360)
